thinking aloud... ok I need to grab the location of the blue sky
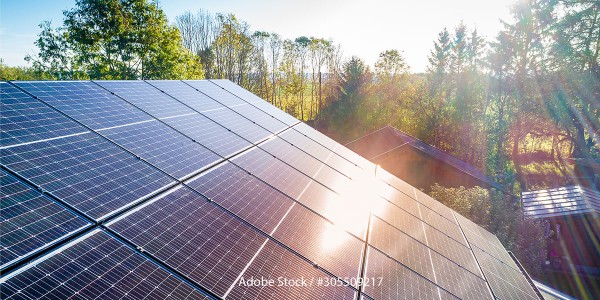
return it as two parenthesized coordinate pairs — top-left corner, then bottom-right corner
(0, 0), (514, 72)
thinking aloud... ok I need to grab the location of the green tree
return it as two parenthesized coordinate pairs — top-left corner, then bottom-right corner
(26, 0), (203, 80)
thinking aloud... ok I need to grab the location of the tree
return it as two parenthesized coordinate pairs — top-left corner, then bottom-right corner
(26, 0), (203, 80)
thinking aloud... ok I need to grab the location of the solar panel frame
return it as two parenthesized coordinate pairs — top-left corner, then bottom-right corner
(184, 80), (249, 107)
(0, 229), (212, 300)
(0, 170), (91, 270)
(0, 82), (88, 148)
(1, 132), (175, 221)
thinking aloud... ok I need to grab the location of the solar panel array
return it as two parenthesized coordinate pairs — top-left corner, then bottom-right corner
(0, 80), (541, 300)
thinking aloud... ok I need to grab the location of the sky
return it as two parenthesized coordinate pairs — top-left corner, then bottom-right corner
(0, 0), (515, 73)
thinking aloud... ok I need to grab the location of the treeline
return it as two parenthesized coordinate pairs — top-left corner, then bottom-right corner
(173, 11), (344, 120)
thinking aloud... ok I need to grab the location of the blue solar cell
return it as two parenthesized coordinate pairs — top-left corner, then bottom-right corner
(364, 246), (456, 300)
(100, 120), (221, 180)
(14, 81), (152, 130)
(202, 107), (272, 144)
(94, 80), (196, 119)
(162, 113), (251, 157)
(107, 185), (266, 298)
(1, 132), (174, 220)
(229, 104), (287, 133)
(271, 205), (364, 283)
(210, 79), (300, 126)
(232, 147), (311, 199)
(186, 162), (294, 234)
(148, 80), (227, 112)
(0, 82), (87, 148)
(227, 240), (358, 300)
(184, 80), (248, 107)
(0, 230), (210, 299)
(0, 170), (90, 270)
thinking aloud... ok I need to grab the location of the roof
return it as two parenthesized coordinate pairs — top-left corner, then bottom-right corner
(346, 125), (506, 191)
(522, 185), (600, 219)
(0, 80), (540, 300)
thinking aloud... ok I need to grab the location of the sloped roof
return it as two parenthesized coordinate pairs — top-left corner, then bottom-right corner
(522, 185), (600, 219)
(346, 126), (505, 191)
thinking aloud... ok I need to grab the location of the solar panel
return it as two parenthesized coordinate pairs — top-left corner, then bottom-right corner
(472, 247), (539, 300)
(0, 230), (211, 299)
(372, 201), (427, 244)
(210, 79), (300, 126)
(232, 147), (312, 199)
(184, 80), (248, 107)
(186, 162), (294, 234)
(376, 184), (420, 217)
(429, 251), (492, 300)
(229, 103), (288, 133)
(227, 240), (358, 300)
(363, 246), (457, 300)
(148, 80), (226, 112)
(0, 170), (90, 270)
(277, 128), (359, 178)
(270, 205), (364, 283)
(369, 217), (435, 280)
(454, 212), (520, 270)
(107, 185), (266, 298)
(423, 223), (482, 277)
(162, 113), (252, 157)
(258, 137), (352, 194)
(414, 189), (457, 223)
(298, 180), (369, 240)
(375, 167), (415, 197)
(94, 80), (196, 119)
(100, 120), (221, 179)
(14, 81), (152, 130)
(292, 122), (375, 171)
(202, 107), (272, 144)
(0, 82), (87, 148)
(419, 205), (467, 246)
(1, 132), (174, 220)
